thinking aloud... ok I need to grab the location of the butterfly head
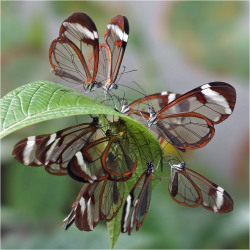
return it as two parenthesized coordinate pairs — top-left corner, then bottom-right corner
(171, 161), (185, 172)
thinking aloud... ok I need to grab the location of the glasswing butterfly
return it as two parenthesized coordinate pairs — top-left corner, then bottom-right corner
(12, 116), (137, 182)
(121, 138), (164, 235)
(120, 81), (236, 151)
(62, 179), (125, 231)
(168, 158), (234, 213)
(49, 12), (129, 92)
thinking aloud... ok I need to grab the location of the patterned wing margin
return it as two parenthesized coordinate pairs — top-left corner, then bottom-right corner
(185, 168), (234, 213)
(12, 119), (100, 177)
(67, 134), (137, 183)
(121, 163), (154, 235)
(49, 12), (99, 88)
(159, 82), (236, 125)
(121, 92), (182, 116)
(63, 179), (125, 231)
(103, 15), (129, 90)
(12, 135), (49, 167)
(36, 122), (98, 166)
(169, 162), (234, 213)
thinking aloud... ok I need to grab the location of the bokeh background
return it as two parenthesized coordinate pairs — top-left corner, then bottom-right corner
(1, 1), (249, 249)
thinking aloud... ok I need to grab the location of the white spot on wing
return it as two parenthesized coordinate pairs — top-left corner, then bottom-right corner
(217, 186), (224, 193)
(213, 187), (224, 212)
(79, 197), (86, 215)
(201, 88), (232, 114)
(93, 31), (98, 39)
(87, 199), (93, 230)
(107, 24), (124, 41)
(63, 22), (96, 40)
(23, 136), (36, 165)
(168, 93), (176, 103)
(46, 133), (56, 146)
(75, 152), (97, 180)
(130, 199), (138, 229)
(161, 91), (168, 96)
(201, 83), (211, 90)
(122, 195), (132, 231)
(76, 152), (86, 171)
(123, 32), (128, 42)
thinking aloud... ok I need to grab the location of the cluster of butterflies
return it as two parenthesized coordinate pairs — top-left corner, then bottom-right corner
(12, 12), (236, 235)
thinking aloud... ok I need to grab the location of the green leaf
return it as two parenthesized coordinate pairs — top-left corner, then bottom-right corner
(0, 81), (164, 249)
(0, 81), (120, 138)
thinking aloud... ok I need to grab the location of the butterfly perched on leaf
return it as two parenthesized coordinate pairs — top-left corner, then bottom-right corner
(49, 12), (129, 92)
(120, 82), (236, 151)
(12, 117), (137, 182)
(120, 139), (164, 235)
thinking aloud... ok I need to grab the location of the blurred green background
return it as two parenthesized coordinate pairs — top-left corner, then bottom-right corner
(1, 1), (249, 249)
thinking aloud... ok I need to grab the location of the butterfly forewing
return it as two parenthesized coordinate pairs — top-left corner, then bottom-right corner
(63, 179), (125, 231)
(104, 15), (129, 85)
(100, 180), (125, 221)
(49, 40), (89, 85)
(36, 122), (98, 167)
(169, 162), (234, 213)
(67, 136), (110, 182)
(12, 135), (49, 167)
(121, 168), (153, 235)
(49, 12), (99, 87)
(74, 182), (103, 231)
(102, 136), (137, 178)
(185, 168), (234, 213)
(159, 82), (236, 125)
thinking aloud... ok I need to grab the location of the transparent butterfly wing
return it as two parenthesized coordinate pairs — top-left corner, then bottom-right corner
(185, 168), (234, 213)
(49, 13), (99, 87)
(101, 180), (125, 221)
(104, 15), (129, 87)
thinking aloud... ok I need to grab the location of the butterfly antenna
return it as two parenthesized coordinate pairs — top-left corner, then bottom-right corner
(118, 83), (148, 98)
(116, 66), (126, 86)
